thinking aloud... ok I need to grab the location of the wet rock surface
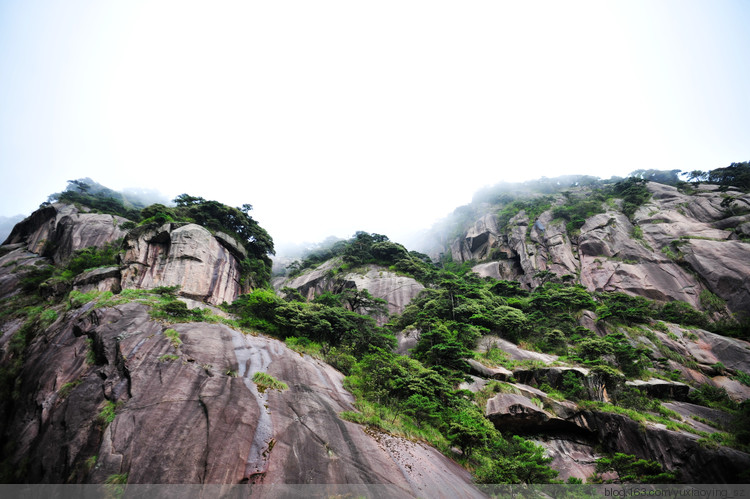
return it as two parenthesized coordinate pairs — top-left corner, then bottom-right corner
(0, 302), (481, 493)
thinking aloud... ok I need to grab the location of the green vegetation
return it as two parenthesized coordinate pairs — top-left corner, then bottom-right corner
(686, 162), (750, 191)
(158, 354), (179, 363)
(285, 231), (434, 283)
(163, 328), (182, 349)
(47, 179), (144, 220)
(552, 191), (608, 233)
(590, 453), (677, 483)
(252, 372), (289, 392)
(58, 380), (82, 398)
(98, 400), (121, 426)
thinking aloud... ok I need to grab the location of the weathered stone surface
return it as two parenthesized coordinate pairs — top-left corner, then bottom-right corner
(465, 358), (512, 380)
(438, 180), (750, 318)
(120, 223), (243, 306)
(459, 375), (489, 393)
(0, 246), (50, 300)
(343, 266), (425, 317)
(479, 336), (558, 364)
(640, 324), (750, 399)
(513, 367), (589, 390)
(0, 302), (481, 494)
(663, 402), (732, 434)
(395, 328), (420, 356)
(3, 204), (129, 264)
(682, 239), (750, 316)
(578, 212), (703, 306)
(72, 266), (121, 294)
(277, 261), (424, 322)
(485, 393), (551, 431)
(573, 410), (750, 483)
(625, 379), (690, 401)
(710, 377), (750, 402)
(534, 437), (603, 483)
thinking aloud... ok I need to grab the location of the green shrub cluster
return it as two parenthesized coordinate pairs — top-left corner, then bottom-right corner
(286, 231), (435, 283)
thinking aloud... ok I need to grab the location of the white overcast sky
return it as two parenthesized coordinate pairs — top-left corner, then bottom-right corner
(1, 1), (748, 249)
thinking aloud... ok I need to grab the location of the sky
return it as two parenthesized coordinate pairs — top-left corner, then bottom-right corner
(1, 1), (748, 251)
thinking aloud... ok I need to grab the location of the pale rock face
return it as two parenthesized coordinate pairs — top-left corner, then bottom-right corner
(277, 261), (424, 321)
(120, 223), (242, 306)
(3, 203), (129, 264)
(439, 181), (750, 317)
(342, 266), (425, 317)
(682, 239), (750, 314)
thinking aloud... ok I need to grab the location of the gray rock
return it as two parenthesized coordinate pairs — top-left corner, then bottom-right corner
(485, 393), (551, 431)
(277, 261), (424, 323)
(625, 379), (690, 401)
(4, 204), (129, 264)
(465, 358), (512, 380)
(0, 302), (483, 494)
(120, 223), (243, 306)
(73, 266), (121, 294)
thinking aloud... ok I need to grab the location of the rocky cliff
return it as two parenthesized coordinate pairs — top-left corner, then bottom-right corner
(2, 204), (246, 307)
(438, 182), (750, 320)
(273, 258), (425, 323)
(0, 204), (482, 493)
(0, 300), (478, 494)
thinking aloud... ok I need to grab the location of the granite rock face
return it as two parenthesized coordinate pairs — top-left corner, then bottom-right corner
(437, 182), (750, 318)
(0, 302), (481, 494)
(120, 223), (243, 306)
(2, 204), (129, 264)
(275, 261), (424, 323)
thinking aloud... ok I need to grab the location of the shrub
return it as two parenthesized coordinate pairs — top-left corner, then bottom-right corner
(252, 372), (288, 392)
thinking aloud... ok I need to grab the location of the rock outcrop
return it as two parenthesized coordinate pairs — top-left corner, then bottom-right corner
(0, 301), (482, 494)
(439, 182), (750, 318)
(120, 223), (244, 306)
(2, 204), (129, 264)
(481, 383), (750, 483)
(275, 260), (424, 322)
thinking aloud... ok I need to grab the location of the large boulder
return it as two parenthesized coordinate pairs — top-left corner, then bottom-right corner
(120, 223), (243, 306)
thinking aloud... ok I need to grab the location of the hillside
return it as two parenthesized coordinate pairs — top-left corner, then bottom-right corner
(1, 171), (750, 488)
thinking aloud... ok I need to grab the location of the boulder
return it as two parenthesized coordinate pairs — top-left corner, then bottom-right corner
(513, 367), (589, 390)
(277, 261), (424, 322)
(120, 223), (243, 306)
(480, 336), (557, 364)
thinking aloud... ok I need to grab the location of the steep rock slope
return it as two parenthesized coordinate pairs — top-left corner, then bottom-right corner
(0, 211), (481, 493)
(440, 182), (750, 318)
(0, 300), (480, 494)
